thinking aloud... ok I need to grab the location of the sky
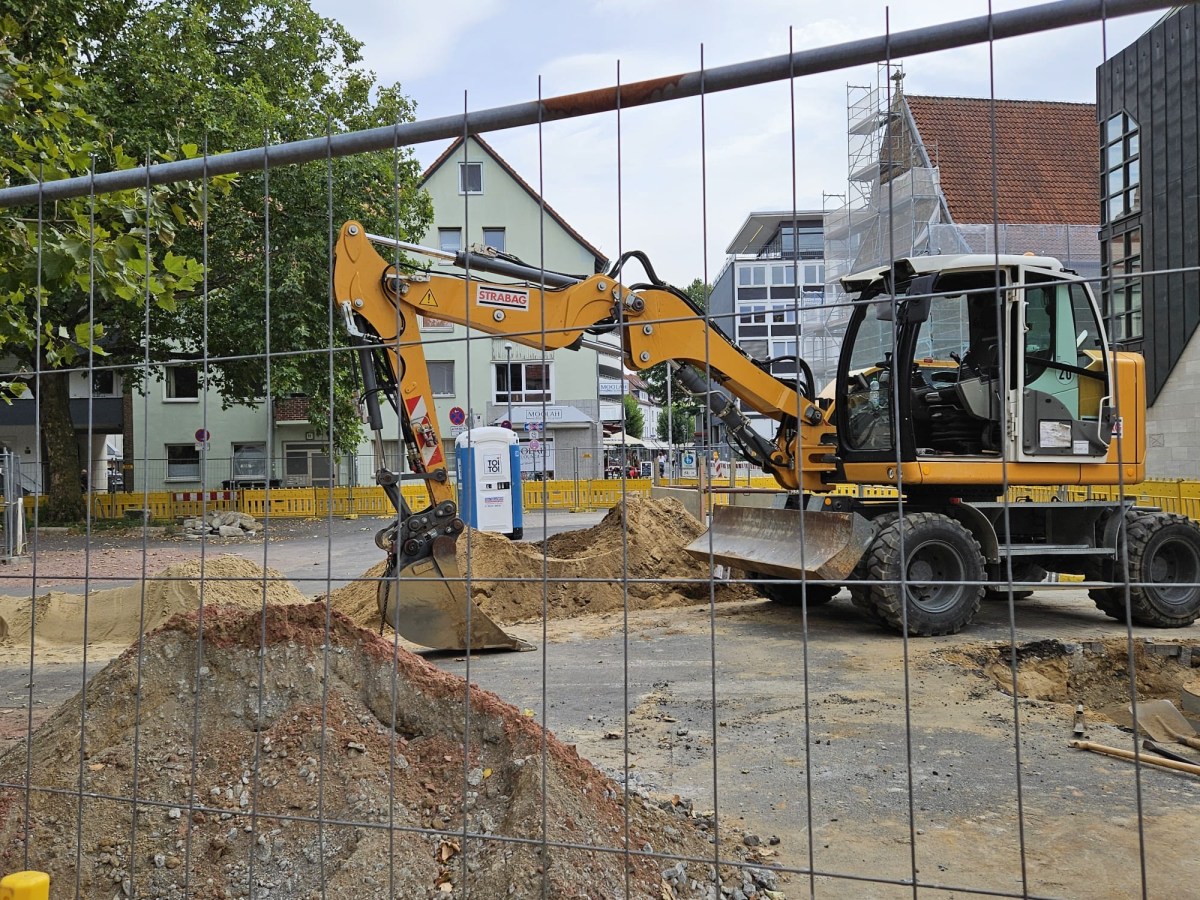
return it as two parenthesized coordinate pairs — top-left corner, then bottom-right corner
(307, 0), (1163, 286)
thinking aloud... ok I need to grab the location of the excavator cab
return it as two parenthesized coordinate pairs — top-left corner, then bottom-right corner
(836, 257), (1114, 475)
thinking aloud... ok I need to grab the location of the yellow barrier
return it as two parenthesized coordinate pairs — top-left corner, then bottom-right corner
(54, 477), (1200, 523)
(0, 871), (49, 900)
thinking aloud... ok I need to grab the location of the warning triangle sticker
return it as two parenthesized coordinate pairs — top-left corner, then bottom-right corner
(419, 290), (438, 308)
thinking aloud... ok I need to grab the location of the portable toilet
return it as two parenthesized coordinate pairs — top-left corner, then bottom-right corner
(455, 427), (523, 540)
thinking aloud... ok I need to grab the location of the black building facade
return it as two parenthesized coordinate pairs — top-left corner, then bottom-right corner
(1097, 6), (1200, 403)
(1097, 6), (1200, 479)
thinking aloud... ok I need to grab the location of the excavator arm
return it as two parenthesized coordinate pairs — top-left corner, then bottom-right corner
(333, 220), (854, 651)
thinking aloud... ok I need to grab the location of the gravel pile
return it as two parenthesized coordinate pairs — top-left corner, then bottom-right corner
(0, 603), (774, 898)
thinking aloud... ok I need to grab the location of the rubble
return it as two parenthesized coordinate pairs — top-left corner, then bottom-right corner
(180, 511), (263, 539)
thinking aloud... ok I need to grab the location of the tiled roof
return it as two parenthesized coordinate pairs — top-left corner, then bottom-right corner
(904, 95), (1098, 225)
(422, 136), (609, 270)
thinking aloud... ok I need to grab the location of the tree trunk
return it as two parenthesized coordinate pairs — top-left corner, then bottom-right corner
(39, 367), (86, 524)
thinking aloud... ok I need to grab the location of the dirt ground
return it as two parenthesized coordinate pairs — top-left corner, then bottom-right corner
(0, 498), (1198, 897)
(328, 496), (756, 631)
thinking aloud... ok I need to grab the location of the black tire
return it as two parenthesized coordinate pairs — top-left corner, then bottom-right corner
(1118, 512), (1200, 627)
(849, 513), (898, 626)
(757, 576), (840, 606)
(865, 512), (985, 636)
(1088, 509), (1151, 621)
(984, 560), (1046, 602)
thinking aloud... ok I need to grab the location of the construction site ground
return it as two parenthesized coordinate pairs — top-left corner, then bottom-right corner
(0, 506), (1198, 897)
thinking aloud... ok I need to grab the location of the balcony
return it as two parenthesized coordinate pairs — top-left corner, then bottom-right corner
(754, 237), (823, 261)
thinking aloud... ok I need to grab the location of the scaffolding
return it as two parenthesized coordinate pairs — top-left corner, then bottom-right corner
(823, 63), (1103, 348)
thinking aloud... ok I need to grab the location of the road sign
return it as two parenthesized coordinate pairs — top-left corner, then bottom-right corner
(194, 428), (211, 443)
(449, 406), (466, 426)
(528, 439), (541, 452)
(681, 449), (698, 478)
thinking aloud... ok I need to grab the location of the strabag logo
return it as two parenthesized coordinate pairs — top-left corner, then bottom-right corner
(477, 285), (529, 311)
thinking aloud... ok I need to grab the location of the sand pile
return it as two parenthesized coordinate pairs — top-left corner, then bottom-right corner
(0, 555), (307, 652)
(330, 496), (756, 630)
(0, 603), (760, 898)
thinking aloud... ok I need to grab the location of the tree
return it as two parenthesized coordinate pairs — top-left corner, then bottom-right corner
(621, 393), (644, 439)
(0, 20), (211, 522)
(77, 0), (432, 461)
(656, 404), (695, 446)
(643, 277), (711, 405)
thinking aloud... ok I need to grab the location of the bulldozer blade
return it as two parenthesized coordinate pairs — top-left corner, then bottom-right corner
(378, 535), (533, 652)
(686, 505), (874, 582)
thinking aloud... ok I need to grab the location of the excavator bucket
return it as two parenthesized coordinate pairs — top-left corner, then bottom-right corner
(685, 505), (874, 582)
(378, 535), (533, 652)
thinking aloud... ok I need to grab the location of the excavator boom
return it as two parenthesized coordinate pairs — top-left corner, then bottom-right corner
(332, 221), (852, 650)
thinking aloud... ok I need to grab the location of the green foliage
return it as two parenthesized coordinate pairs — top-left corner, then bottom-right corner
(76, 0), (433, 457)
(0, 18), (217, 521)
(0, 18), (211, 373)
(656, 403), (695, 445)
(621, 393), (644, 439)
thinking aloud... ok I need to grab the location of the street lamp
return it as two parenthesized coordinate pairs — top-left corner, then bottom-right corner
(503, 341), (513, 429)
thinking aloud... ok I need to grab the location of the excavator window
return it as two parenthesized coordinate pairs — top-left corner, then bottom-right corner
(842, 299), (896, 451)
(1018, 270), (1112, 457)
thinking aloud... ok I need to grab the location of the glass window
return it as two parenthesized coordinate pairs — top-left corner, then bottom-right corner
(165, 365), (199, 400)
(1100, 112), (1139, 223)
(842, 301), (896, 451)
(438, 228), (462, 253)
(92, 369), (116, 396)
(494, 361), (552, 404)
(166, 444), (200, 480)
(459, 162), (482, 194)
(428, 360), (455, 396)
(1103, 227), (1142, 341)
(231, 442), (268, 481)
(482, 227), (505, 252)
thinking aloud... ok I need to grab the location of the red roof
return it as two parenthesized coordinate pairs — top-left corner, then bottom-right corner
(904, 95), (1099, 225)
(422, 136), (609, 270)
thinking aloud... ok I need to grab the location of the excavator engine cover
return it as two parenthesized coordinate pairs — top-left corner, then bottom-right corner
(377, 535), (533, 652)
(685, 505), (873, 581)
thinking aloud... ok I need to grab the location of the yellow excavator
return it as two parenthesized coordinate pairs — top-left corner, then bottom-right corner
(333, 221), (1200, 649)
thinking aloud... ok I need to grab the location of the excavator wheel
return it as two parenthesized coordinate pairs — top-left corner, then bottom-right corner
(848, 513), (899, 627)
(863, 512), (985, 636)
(984, 560), (1047, 603)
(756, 575), (840, 607)
(1088, 509), (1152, 621)
(1091, 511), (1200, 628)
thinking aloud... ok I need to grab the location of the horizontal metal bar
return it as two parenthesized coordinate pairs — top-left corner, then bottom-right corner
(0, 0), (1176, 208)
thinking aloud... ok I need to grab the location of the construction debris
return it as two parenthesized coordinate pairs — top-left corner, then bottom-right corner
(181, 511), (264, 539)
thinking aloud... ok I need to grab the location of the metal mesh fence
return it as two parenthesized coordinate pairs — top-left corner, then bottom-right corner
(2, 2), (1200, 898)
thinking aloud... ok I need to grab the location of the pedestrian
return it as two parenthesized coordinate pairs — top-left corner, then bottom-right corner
(657, 453), (666, 479)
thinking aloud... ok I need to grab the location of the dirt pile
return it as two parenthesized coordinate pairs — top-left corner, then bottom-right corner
(943, 637), (1200, 720)
(0, 555), (307, 652)
(330, 496), (755, 630)
(0, 604), (764, 898)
